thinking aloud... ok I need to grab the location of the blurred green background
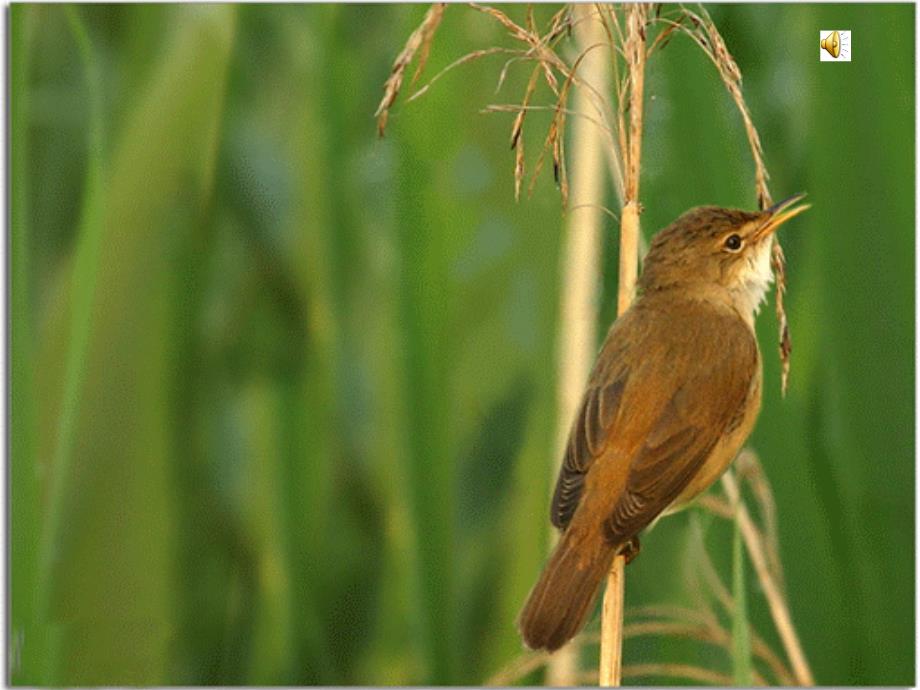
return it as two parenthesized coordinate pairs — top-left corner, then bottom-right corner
(11, 3), (914, 685)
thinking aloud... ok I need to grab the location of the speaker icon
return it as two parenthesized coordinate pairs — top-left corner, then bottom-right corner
(820, 30), (851, 61)
(821, 30), (840, 58)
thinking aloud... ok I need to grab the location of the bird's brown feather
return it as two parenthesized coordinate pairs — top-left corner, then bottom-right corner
(527, 294), (758, 650)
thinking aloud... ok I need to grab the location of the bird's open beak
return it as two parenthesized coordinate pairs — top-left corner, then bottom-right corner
(754, 192), (811, 241)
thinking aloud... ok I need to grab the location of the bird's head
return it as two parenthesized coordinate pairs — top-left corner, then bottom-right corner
(638, 194), (810, 317)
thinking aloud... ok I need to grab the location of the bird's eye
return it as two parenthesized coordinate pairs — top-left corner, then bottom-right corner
(724, 234), (743, 252)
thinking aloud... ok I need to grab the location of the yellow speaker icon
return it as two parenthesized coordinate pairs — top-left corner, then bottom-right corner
(821, 31), (841, 58)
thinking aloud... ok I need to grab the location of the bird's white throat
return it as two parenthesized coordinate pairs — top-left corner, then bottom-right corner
(733, 238), (775, 321)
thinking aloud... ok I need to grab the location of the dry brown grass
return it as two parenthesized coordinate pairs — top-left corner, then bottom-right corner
(375, 3), (447, 137)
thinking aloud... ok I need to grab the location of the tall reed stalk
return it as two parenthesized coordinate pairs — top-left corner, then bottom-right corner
(598, 5), (648, 686)
(546, 4), (613, 685)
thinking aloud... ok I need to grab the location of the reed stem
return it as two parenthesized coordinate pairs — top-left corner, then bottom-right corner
(599, 5), (647, 687)
(547, 4), (613, 685)
(598, 557), (625, 685)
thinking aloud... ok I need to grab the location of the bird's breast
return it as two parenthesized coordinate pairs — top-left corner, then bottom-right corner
(666, 355), (763, 514)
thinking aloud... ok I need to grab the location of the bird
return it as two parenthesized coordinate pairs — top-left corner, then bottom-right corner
(518, 194), (810, 652)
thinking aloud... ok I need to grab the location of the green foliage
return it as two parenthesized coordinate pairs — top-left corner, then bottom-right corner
(11, 4), (914, 685)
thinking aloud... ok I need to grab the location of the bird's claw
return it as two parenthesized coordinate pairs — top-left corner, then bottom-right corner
(620, 537), (641, 565)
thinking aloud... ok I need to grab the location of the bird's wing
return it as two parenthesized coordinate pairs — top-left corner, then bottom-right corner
(550, 372), (627, 528)
(550, 300), (757, 535)
(604, 308), (758, 542)
(550, 312), (637, 529)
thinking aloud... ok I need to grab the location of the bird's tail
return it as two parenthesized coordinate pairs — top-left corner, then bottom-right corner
(518, 528), (616, 652)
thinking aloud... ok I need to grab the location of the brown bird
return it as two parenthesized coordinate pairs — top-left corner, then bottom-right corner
(519, 194), (810, 652)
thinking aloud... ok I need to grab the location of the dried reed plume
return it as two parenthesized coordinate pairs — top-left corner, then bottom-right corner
(375, 3), (446, 137)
